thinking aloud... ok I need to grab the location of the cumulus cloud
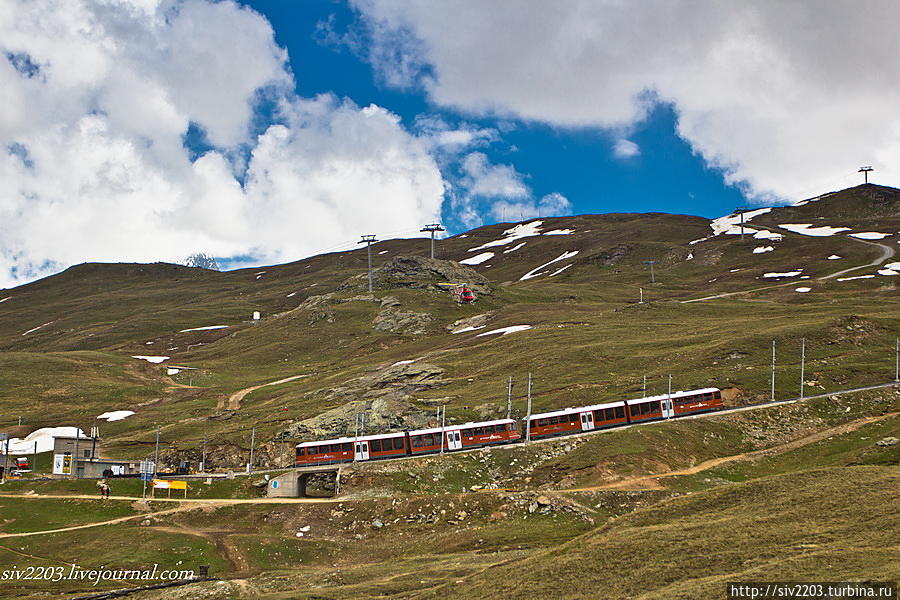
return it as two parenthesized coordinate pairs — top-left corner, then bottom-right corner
(613, 139), (640, 159)
(0, 0), (444, 287)
(448, 152), (571, 227)
(352, 0), (900, 200)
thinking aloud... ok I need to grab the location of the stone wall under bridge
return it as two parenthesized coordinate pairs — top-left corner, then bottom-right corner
(267, 467), (341, 498)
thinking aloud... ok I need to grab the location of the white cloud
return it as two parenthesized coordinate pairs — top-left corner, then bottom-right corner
(0, 0), (444, 288)
(490, 192), (572, 223)
(613, 139), (640, 159)
(460, 152), (529, 199)
(352, 0), (900, 200)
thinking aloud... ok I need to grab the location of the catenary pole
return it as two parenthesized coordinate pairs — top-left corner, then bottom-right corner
(248, 427), (256, 474)
(800, 338), (806, 399)
(771, 340), (776, 401)
(525, 372), (532, 442)
(895, 337), (899, 382)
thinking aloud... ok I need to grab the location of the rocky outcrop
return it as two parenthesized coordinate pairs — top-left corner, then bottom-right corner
(280, 362), (446, 440)
(339, 256), (492, 295)
(446, 312), (495, 333)
(374, 307), (433, 335)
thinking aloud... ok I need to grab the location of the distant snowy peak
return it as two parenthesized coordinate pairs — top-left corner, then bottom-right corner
(181, 253), (220, 271)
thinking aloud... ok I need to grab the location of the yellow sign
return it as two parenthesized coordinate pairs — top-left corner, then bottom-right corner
(167, 480), (187, 490)
(151, 479), (188, 497)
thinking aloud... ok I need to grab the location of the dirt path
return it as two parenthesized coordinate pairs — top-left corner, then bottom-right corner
(218, 374), (310, 410)
(0, 503), (200, 539)
(558, 411), (898, 492)
(818, 238), (896, 280)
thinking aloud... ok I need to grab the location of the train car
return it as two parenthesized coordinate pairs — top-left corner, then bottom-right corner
(669, 387), (723, 415)
(296, 431), (407, 466)
(525, 401), (628, 439)
(408, 419), (519, 455)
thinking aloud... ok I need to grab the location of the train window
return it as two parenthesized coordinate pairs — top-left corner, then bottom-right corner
(570, 413), (579, 423)
(297, 448), (305, 456)
(538, 419), (548, 427)
(372, 439), (383, 452)
(474, 427), (485, 435)
(343, 443), (352, 452)
(329, 444), (340, 452)
(422, 434), (434, 446)
(393, 437), (404, 450)
(629, 405), (639, 417)
(511, 422), (517, 430)
(412, 436), (423, 448)
(615, 406), (625, 419)
(714, 391), (721, 399)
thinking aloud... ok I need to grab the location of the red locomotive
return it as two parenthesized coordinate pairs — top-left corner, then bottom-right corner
(295, 389), (722, 466)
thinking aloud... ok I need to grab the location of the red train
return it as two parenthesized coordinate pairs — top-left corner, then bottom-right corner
(295, 388), (722, 466)
(295, 419), (519, 466)
(525, 388), (723, 439)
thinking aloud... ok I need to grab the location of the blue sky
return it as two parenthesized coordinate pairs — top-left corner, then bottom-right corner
(243, 0), (748, 231)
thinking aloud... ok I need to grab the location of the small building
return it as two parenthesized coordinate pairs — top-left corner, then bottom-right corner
(50, 435), (137, 478)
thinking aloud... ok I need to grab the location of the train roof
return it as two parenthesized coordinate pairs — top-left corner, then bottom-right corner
(408, 418), (516, 437)
(527, 388), (720, 420)
(296, 430), (405, 448)
(629, 387), (720, 404)
(527, 400), (625, 421)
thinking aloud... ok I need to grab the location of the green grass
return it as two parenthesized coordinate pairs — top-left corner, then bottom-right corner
(0, 498), (140, 533)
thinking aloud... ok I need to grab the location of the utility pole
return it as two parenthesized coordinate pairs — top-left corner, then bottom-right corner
(73, 429), (80, 480)
(353, 413), (360, 463)
(358, 235), (377, 293)
(643, 260), (657, 284)
(771, 340), (776, 401)
(642, 375), (647, 397)
(858, 166), (873, 184)
(201, 433), (207, 473)
(439, 406), (446, 454)
(506, 376), (513, 420)
(668, 374), (672, 395)
(525, 372), (533, 442)
(90, 426), (98, 461)
(420, 223), (445, 259)
(639, 287), (643, 304)
(799, 338), (806, 399)
(895, 337), (898, 382)
(1, 435), (8, 484)
(248, 427), (256, 474)
(154, 425), (160, 477)
(735, 206), (751, 241)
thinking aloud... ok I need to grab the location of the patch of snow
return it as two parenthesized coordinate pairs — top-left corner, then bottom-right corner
(686, 252), (694, 261)
(836, 275), (875, 282)
(378, 250), (389, 255)
(792, 191), (834, 207)
(3, 427), (88, 455)
(255, 271), (267, 275)
(97, 410), (135, 422)
(520, 251), (579, 281)
(543, 229), (573, 236)
(883, 262), (900, 270)
(753, 230), (783, 241)
(762, 270), (802, 279)
(167, 368), (181, 375)
(794, 287), (812, 293)
(710, 208), (771, 235)
(753, 246), (774, 254)
(458, 234), (468, 238)
(0, 297), (10, 303)
(549, 264), (573, 277)
(800, 276), (810, 279)
(460, 252), (495, 265)
(132, 355), (170, 363)
(503, 242), (526, 254)
(827, 255), (841, 260)
(688, 237), (710, 245)
(850, 232), (891, 240)
(287, 292), (296, 297)
(877, 269), (899, 276)
(391, 360), (416, 366)
(779, 223), (851, 237)
(476, 325), (532, 337)
(145, 341), (154, 345)
(22, 322), (52, 336)
(468, 221), (543, 252)
(451, 325), (486, 334)
(729, 269), (741, 273)
(179, 325), (228, 333)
